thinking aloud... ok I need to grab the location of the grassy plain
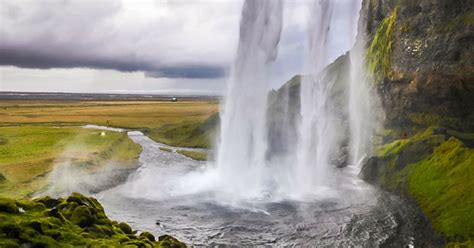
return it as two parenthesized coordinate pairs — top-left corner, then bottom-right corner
(0, 100), (218, 198)
(0, 100), (219, 148)
(0, 100), (217, 129)
(0, 126), (141, 199)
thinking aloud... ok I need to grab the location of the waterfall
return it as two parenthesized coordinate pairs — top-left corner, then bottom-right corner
(293, 0), (365, 195)
(179, 0), (370, 202)
(294, 0), (338, 194)
(348, 1), (374, 167)
(215, 0), (283, 199)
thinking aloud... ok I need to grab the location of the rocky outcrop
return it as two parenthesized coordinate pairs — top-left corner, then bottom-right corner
(362, 0), (474, 130)
(266, 53), (352, 162)
(0, 193), (186, 247)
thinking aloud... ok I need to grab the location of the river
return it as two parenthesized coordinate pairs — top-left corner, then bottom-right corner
(93, 130), (443, 247)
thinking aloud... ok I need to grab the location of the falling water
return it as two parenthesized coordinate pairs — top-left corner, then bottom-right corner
(348, 1), (375, 167)
(293, 0), (365, 195)
(215, 0), (283, 199)
(214, 0), (370, 200)
(294, 0), (338, 195)
(124, 0), (370, 203)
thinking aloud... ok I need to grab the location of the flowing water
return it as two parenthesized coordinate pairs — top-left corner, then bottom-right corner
(97, 131), (442, 246)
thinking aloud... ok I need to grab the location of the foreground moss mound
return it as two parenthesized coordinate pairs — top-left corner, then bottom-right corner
(0, 193), (186, 247)
(361, 127), (474, 243)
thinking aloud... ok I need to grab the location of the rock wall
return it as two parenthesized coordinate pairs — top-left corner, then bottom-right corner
(362, 0), (474, 131)
(360, 0), (474, 243)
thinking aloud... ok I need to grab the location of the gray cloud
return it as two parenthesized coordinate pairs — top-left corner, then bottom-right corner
(0, 0), (240, 79)
(0, 46), (226, 79)
(0, 0), (319, 93)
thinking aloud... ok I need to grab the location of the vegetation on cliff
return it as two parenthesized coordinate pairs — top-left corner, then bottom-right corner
(361, 127), (474, 244)
(366, 6), (398, 83)
(0, 192), (185, 247)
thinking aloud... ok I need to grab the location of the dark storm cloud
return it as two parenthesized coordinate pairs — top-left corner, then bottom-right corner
(0, 0), (237, 79)
(0, 46), (227, 79)
(145, 66), (226, 79)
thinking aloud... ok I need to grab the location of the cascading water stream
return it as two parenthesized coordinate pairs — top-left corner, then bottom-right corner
(213, 0), (371, 200)
(114, 0), (371, 204)
(295, 0), (338, 195)
(214, 0), (283, 200)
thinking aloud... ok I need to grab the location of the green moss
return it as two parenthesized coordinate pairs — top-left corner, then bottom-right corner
(376, 127), (438, 157)
(159, 147), (173, 153)
(376, 139), (409, 157)
(367, 6), (399, 83)
(0, 193), (186, 247)
(176, 150), (208, 161)
(405, 138), (474, 241)
(367, 127), (474, 242)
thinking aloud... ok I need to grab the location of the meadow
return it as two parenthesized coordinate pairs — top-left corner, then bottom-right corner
(0, 100), (219, 198)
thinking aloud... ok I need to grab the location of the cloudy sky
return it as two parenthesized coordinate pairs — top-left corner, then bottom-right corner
(0, 0), (358, 95)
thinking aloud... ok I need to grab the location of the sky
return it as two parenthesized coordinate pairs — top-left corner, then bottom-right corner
(0, 0), (358, 95)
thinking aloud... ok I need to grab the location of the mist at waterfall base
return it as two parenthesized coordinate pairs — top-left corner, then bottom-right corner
(107, 0), (374, 204)
(94, 0), (440, 245)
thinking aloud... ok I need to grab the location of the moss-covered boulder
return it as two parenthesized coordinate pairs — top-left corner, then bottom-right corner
(0, 192), (186, 247)
(361, 127), (474, 244)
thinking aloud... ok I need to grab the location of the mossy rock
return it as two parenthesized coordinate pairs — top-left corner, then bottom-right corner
(140, 231), (156, 242)
(70, 205), (96, 227)
(361, 127), (474, 241)
(118, 222), (133, 234)
(0, 193), (186, 247)
(0, 198), (19, 214)
(157, 235), (187, 248)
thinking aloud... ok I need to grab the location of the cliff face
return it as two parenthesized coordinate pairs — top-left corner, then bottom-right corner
(360, 0), (474, 243)
(266, 53), (351, 164)
(362, 0), (474, 130)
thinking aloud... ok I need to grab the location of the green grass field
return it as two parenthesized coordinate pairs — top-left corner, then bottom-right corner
(0, 100), (217, 129)
(0, 126), (141, 199)
(0, 100), (218, 198)
(0, 100), (219, 148)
